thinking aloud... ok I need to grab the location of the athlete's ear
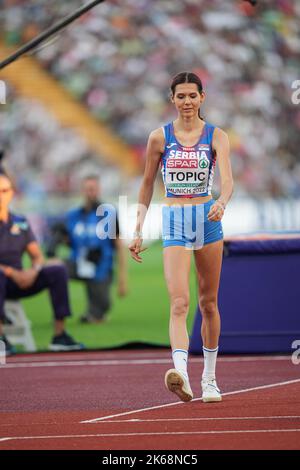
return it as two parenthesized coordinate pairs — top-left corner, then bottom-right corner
(170, 92), (175, 104)
(200, 91), (206, 105)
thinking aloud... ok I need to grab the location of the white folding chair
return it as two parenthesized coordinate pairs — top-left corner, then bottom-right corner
(3, 300), (36, 352)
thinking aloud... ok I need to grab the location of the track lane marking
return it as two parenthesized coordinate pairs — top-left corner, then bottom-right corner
(81, 378), (300, 423)
(1, 428), (300, 443)
(1, 415), (299, 428)
(93, 415), (300, 423)
(1, 355), (292, 369)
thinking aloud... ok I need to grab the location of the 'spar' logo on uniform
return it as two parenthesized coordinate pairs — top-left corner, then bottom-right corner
(199, 153), (209, 169)
(199, 158), (209, 169)
(167, 159), (198, 168)
(0, 81), (6, 104)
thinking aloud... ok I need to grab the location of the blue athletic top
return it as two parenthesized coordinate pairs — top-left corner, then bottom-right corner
(160, 121), (216, 198)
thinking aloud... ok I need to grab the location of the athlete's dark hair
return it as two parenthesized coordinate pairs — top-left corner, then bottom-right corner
(170, 72), (204, 119)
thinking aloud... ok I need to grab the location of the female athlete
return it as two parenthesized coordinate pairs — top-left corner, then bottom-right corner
(129, 72), (233, 403)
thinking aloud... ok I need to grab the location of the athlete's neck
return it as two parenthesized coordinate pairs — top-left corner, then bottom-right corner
(175, 116), (204, 133)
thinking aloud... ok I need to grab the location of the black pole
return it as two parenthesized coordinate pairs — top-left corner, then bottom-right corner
(0, 0), (106, 70)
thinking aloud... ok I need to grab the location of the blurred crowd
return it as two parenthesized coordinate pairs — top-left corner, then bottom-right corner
(1, 0), (300, 198)
(0, 85), (123, 204)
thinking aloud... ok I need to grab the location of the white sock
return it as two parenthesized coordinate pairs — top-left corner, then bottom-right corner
(172, 349), (189, 380)
(202, 346), (219, 381)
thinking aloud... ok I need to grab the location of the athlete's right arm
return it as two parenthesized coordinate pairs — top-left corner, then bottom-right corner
(136, 128), (164, 226)
(129, 128), (164, 263)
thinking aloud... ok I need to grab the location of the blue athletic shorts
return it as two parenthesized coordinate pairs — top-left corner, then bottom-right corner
(162, 199), (223, 249)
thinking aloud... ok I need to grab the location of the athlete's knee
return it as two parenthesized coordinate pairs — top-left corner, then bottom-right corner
(171, 295), (189, 318)
(199, 296), (217, 318)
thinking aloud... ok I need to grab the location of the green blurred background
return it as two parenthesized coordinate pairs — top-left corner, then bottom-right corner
(21, 242), (198, 351)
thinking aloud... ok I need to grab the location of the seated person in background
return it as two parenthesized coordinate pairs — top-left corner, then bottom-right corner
(47, 175), (128, 324)
(0, 170), (85, 355)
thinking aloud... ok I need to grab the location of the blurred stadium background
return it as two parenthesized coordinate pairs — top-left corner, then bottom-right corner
(0, 0), (299, 351)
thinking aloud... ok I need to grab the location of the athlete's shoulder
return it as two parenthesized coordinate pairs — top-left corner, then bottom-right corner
(149, 126), (165, 142)
(212, 126), (229, 141)
(212, 126), (230, 151)
(148, 127), (165, 153)
(203, 121), (220, 135)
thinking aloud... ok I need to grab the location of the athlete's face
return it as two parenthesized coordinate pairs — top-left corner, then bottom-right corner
(171, 83), (205, 118)
(0, 175), (14, 210)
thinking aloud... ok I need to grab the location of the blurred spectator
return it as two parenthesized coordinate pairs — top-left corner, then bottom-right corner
(0, 165), (85, 354)
(47, 174), (128, 323)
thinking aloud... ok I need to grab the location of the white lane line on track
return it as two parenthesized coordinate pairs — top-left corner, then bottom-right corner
(2, 355), (292, 369)
(5, 354), (290, 363)
(81, 378), (300, 423)
(95, 415), (300, 423)
(1, 429), (300, 443)
(2, 359), (175, 368)
(4, 352), (173, 363)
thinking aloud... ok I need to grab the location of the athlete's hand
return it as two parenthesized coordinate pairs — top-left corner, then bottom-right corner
(207, 200), (225, 222)
(129, 237), (147, 263)
(117, 278), (128, 297)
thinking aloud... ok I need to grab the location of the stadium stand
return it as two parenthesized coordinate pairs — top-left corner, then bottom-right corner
(1, 0), (299, 199)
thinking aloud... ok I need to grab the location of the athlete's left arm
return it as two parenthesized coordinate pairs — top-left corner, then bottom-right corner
(213, 127), (234, 208)
(114, 237), (128, 297)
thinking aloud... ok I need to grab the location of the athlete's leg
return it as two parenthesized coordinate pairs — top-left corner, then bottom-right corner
(163, 245), (192, 351)
(194, 239), (223, 350)
(163, 245), (193, 402)
(194, 239), (223, 402)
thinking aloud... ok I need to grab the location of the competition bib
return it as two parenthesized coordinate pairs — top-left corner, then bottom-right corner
(165, 147), (210, 196)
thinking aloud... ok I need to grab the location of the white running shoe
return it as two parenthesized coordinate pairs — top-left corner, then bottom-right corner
(201, 378), (222, 402)
(164, 369), (193, 402)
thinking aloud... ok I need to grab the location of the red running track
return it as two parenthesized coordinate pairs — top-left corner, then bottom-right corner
(0, 349), (300, 450)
